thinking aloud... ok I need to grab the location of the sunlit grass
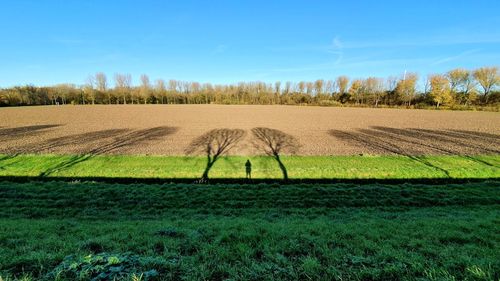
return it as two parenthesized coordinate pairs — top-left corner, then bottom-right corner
(0, 154), (498, 179)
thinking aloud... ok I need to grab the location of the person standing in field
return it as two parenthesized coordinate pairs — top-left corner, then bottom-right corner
(245, 159), (252, 179)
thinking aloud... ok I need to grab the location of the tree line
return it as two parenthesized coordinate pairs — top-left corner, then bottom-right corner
(1, 67), (498, 108)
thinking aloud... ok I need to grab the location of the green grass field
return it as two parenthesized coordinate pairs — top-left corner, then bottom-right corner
(1, 154), (499, 180)
(0, 180), (499, 280)
(1, 154), (499, 280)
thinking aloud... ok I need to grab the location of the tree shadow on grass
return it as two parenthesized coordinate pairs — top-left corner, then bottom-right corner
(251, 127), (300, 182)
(185, 128), (246, 182)
(36, 127), (178, 176)
(329, 127), (500, 177)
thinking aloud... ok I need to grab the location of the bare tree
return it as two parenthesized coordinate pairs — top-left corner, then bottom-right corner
(203, 82), (213, 104)
(386, 76), (398, 92)
(305, 82), (314, 95)
(155, 79), (167, 104)
(251, 127), (300, 181)
(314, 79), (324, 96)
(95, 72), (107, 92)
(364, 77), (384, 106)
(473, 67), (499, 103)
(84, 75), (96, 105)
(284, 81), (292, 95)
(297, 81), (306, 94)
(325, 80), (335, 96)
(140, 74), (151, 104)
(114, 73), (132, 104)
(185, 129), (246, 182)
(95, 72), (109, 104)
(423, 77), (430, 96)
(336, 76), (349, 96)
(274, 81), (281, 104)
(385, 76), (398, 105)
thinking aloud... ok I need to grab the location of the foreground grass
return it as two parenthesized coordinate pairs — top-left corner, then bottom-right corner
(0, 154), (499, 180)
(0, 181), (499, 280)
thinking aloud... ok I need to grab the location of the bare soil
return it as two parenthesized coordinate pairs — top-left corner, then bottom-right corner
(1, 105), (499, 155)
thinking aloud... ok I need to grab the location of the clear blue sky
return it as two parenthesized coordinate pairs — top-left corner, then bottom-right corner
(1, 0), (499, 87)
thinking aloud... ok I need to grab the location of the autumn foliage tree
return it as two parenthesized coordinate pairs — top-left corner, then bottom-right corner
(473, 67), (500, 103)
(447, 69), (477, 105)
(429, 74), (453, 108)
(395, 73), (418, 106)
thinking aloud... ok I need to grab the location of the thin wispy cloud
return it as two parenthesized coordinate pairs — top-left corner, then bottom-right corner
(270, 31), (500, 54)
(327, 36), (344, 65)
(430, 49), (481, 66)
(340, 33), (500, 50)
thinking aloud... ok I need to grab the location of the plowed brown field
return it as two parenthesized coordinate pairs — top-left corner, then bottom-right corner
(1, 105), (499, 155)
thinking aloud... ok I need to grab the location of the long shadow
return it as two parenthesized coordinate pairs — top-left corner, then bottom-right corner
(38, 127), (178, 176)
(0, 155), (17, 162)
(185, 128), (246, 182)
(0, 124), (61, 142)
(251, 127), (300, 182)
(94, 126), (178, 155)
(403, 128), (499, 167)
(13, 129), (130, 154)
(451, 129), (500, 142)
(331, 129), (452, 177)
(372, 127), (500, 155)
(370, 127), (499, 167)
(0, 155), (23, 170)
(329, 127), (500, 177)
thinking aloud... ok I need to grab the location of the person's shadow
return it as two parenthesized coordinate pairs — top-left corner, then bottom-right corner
(245, 159), (252, 182)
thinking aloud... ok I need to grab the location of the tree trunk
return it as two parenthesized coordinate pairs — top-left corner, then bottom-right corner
(274, 154), (288, 181)
(201, 156), (216, 181)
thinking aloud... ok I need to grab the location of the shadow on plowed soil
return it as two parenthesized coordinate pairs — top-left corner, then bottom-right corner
(17, 127), (177, 153)
(329, 126), (500, 156)
(0, 124), (61, 141)
(329, 127), (500, 176)
(1, 126), (179, 176)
